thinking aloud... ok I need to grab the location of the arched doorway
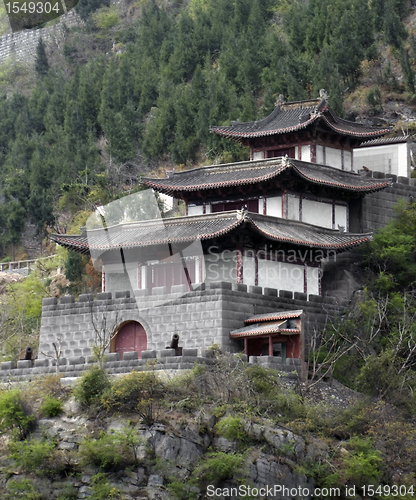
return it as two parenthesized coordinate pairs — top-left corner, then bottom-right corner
(114, 321), (147, 360)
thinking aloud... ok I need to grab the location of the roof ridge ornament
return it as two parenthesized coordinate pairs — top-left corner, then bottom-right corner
(237, 207), (248, 220)
(275, 94), (285, 107)
(283, 154), (290, 166)
(319, 89), (329, 100)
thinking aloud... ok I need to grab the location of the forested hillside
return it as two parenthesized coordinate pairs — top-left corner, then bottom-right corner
(0, 0), (414, 259)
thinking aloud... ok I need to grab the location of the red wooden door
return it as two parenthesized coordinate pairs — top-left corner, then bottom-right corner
(115, 321), (147, 360)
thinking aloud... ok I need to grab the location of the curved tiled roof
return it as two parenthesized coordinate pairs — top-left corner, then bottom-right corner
(142, 157), (392, 194)
(244, 310), (303, 324)
(210, 98), (390, 140)
(50, 210), (372, 255)
(356, 135), (409, 147)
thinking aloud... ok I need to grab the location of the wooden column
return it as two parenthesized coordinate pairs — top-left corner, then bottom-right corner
(244, 338), (248, 356)
(310, 143), (317, 163)
(268, 335), (273, 356)
(236, 247), (244, 284)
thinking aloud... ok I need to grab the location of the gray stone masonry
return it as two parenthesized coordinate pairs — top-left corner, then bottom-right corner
(0, 10), (81, 65)
(37, 281), (339, 362)
(361, 171), (416, 232)
(0, 281), (340, 380)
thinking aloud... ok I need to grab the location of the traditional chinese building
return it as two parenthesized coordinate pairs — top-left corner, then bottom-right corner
(42, 92), (394, 373)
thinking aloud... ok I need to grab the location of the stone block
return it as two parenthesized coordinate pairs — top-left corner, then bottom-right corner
(249, 285), (262, 294)
(106, 352), (120, 362)
(232, 283), (247, 292)
(134, 289), (149, 297)
(171, 284), (188, 294)
(294, 292), (307, 301)
(60, 295), (75, 304)
(191, 283), (205, 291)
(209, 281), (232, 290)
(1, 361), (16, 370)
(17, 360), (33, 369)
(43, 297), (58, 306)
(123, 351), (138, 361)
(52, 358), (68, 366)
(115, 290), (130, 299)
(68, 356), (85, 365)
(264, 287), (277, 297)
(279, 290), (293, 299)
(142, 350), (156, 359)
(34, 358), (49, 367)
(308, 294), (323, 303)
(182, 348), (198, 357)
(152, 286), (167, 295)
(97, 292), (112, 300)
(398, 176), (410, 185)
(78, 294), (93, 302)
(158, 349), (175, 358)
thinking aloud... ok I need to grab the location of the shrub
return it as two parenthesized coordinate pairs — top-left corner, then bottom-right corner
(215, 416), (247, 443)
(101, 371), (165, 424)
(73, 366), (110, 408)
(0, 389), (35, 439)
(78, 427), (142, 471)
(40, 396), (63, 417)
(3, 478), (42, 500)
(8, 438), (56, 474)
(194, 451), (244, 485)
(90, 473), (123, 500)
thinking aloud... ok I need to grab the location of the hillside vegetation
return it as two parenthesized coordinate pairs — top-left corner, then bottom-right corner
(0, 0), (415, 258)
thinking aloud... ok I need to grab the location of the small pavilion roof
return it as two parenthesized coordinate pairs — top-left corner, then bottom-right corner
(356, 135), (409, 148)
(210, 96), (390, 141)
(142, 157), (392, 195)
(50, 210), (372, 256)
(244, 310), (303, 324)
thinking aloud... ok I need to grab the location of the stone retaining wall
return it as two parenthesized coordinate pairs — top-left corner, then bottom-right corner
(0, 10), (80, 65)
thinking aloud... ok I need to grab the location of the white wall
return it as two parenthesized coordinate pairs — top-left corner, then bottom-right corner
(258, 260), (304, 292)
(287, 194), (300, 220)
(335, 204), (348, 230)
(302, 199), (332, 228)
(301, 145), (310, 162)
(243, 254), (256, 286)
(344, 150), (353, 171)
(306, 266), (319, 295)
(266, 196), (282, 217)
(188, 204), (203, 216)
(326, 147), (342, 169)
(204, 251), (238, 285)
(316, 145), (324, 164)
(353, 143), (410, 177)
(252, 151), (264, 160)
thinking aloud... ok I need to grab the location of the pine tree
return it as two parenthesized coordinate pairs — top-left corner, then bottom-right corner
(35, 38), (49, 77)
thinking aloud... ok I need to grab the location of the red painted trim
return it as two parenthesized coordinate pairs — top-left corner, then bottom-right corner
(268, 336), (273, 356)
(298, 145), (302, 160)
(332, 202), (336, 229)
(185, 203), (188, 216)
(318, 268), (322, 295)
(137, 263), (142, 289)
(304, 263), (307, 294)
(310, 143), (316, 163)
(263, 196), (267, 215)
(237, 247), (243, 284)
(244, 338), (248, 355)
(203, 202), (206, 214)
(102, 266), (105, 292)
(299, 194), (303, 222)
(254, 253), (259, 286)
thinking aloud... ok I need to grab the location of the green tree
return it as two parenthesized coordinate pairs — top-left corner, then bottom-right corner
(34, 38), (49, 77)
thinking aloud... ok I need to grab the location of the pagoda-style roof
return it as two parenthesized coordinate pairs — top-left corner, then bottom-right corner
(51, 210), (372, 256)
(230, 309), (303, 338)
(210, 96), (390, 141)
(142, 157), (392, 196)
(244, 310), (303, 324)
(356, 135), (409, 147)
